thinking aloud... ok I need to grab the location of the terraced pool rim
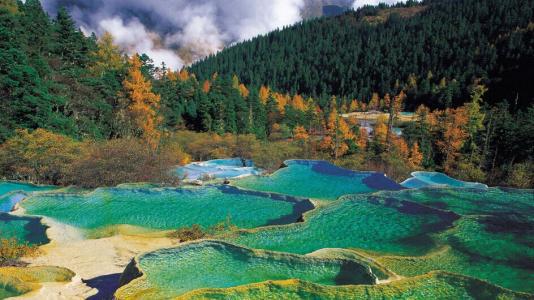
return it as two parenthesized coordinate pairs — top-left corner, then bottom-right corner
(115, 239), (378, 299)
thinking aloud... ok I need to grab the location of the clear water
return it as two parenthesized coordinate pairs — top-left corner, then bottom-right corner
(373, 187), (534, 292)
(129, 240), (375, 298)
(234, 160), (402, 200)
(176, 158), (262, 181)
(0, 193), (27, 213)
(0, 181), (56, 212)
(0, 182), (52, 244)
(384, 187), (533, 217)
(378, 217), (534, 293)
(228, 194), (454, 256)
(226, 186), (533, 292)
(21, 185), (310, 236)
(0, 213), (49, 244)
(401, 172), (488, 189)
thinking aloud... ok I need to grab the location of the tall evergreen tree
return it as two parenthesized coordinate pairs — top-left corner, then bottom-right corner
(0, 8), (72, 141)
(53, 7), (92, 68)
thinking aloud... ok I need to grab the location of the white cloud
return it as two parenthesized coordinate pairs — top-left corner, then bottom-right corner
(42, 0), (305, 70)
(99, 17), (184, 69)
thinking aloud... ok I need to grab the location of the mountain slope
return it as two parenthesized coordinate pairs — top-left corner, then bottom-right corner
(190, 0), (534, 109)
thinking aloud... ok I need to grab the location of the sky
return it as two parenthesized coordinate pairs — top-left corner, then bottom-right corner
(41, 0), (406, 70)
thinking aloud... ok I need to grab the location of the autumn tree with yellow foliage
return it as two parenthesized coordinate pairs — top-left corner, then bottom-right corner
(409, 142), (423, 169)
(320, 98), (355, 159)
(122, 54), (162, 149)
(291, 94), (307, 111)
(90, 32), (126, 76)
(431, 107), (469, 172)
(259, 85), (270, 104)
(370, 115), (389, 154)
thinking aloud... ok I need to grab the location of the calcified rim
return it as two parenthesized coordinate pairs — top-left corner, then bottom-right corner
(116, 239), (532, 300)
(114, 239), (380, 299)
(115, 190), (458, 298)
(0, 266), (76, 298)
(400, 171), (489, 189)
(177, 157), (264, 182)
(17, 183), (319, 238)
(176, 270), (531, 300)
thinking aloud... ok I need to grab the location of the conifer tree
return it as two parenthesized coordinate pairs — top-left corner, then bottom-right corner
(465, 84), (486, 163)
(53, 8), (91, 68)
(91, 32), (125, 76)
(0, 8), (71, 140)
(122, 54), (161, 149)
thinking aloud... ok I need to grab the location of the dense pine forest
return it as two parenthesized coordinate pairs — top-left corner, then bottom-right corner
(191, 0), (534, 110)
(0, 0), (533, 188)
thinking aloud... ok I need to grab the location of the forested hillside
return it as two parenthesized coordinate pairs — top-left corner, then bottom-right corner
(191, 0), (534, 110)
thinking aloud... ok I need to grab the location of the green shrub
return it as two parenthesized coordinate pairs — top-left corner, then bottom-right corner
(167, 224), (206, 242)
(167, 217), (238, 242)
(65, 138), (190, 188)
(506, 163), (534, 188)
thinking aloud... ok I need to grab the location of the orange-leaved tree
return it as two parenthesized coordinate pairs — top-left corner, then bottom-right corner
(122, 54), (161, 149)
(320, 97), (354, 159)
(293, 125), (309, 141)
(409, 142), (424, 169)
(372, 115), (389, 153)
(432, 107), (469, 172)
(349, 99), (359, 112)
(259, 85), (270, 104)
(291, 94), (307, 111)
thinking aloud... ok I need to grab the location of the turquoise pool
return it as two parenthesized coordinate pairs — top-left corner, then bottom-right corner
(234, 160), (402, 200)
(0, 213), (49, 244)
(228, 194), (456, 256)
(0, 181), (56, 212)
(21, 185), (313, 236)
(118, 240), (375, 299)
